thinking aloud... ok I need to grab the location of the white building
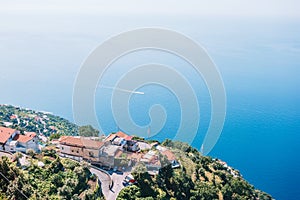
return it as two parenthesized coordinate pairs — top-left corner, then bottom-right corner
(0, 127), (19, 151)
(0, 127), (39, 153)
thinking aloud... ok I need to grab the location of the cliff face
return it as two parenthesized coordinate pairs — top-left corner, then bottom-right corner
(118, 139), (273, 200)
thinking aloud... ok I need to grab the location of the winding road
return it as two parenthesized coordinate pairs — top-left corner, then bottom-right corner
(90, 167), (129, 200)
(0, 152), (127, 200)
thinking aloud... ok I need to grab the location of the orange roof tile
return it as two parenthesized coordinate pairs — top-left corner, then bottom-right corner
(59, 136), (83, 147)
(81, 138), (104, 149)
(116, 131), (133, 140)
(13, 134), (33, 143)
(161, 150), (176, 161)
(59, 135), (68, 141)
(104, 134), (117, 142)
(115, 149), (124, 158)
(0, 127), (17, 144)
(25, 132), (37, 138)
(127, 152), (143, 160)
(104, 132), (133, 142)
(59, 136), (104, 149)
(10, 115), (17, 120)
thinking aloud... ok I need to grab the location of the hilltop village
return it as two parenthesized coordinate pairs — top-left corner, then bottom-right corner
(0, 105), (273, 200)
(58, 131), (180, 174)
(0, 126), (179, 175)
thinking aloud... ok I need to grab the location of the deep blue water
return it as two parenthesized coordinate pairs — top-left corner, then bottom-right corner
(95, 84), (300, 200)
(0, 16), (299, 199)
(93, 45), (300, 199)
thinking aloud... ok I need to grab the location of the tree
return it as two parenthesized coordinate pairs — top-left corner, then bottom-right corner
(26, 149), (35, 157)
(117, 185), (141, 200)
(168, 171), (194, 199)
(49, 133), (61, 140)
(48, 157), (64, 173)
(192, 181), (219, 200)
(58, 185), (73, 199)
(78, 125), (99, 137)
(156, 154), (173, 189)
(12, 152), (23, 165)
(51, 174), (64, 188)
(132, 163), (157, 197)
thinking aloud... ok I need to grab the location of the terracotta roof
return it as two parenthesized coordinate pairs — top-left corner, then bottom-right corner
(0, 127), (17, 144)
(13, 134), (33, 143)
(59, 136), (83, 147)
(150, 157), (161, 165)
(25, 132), (37, 138)
(10, 115), (17, 119)
(104, 131), (133, 142)
(59, 136), (104, 149)
(126, 152), (143, 160)
(104, 134), (117, 142)
(59, 135), (68, 141)
(141, 153), (161, 166)
(161, 150), (176, 161)
(116, 131), (133, 140)
(81, 138), (104, 149)
(115, 149), (124, 158)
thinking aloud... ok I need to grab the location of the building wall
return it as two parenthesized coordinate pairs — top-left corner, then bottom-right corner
(15, 137), (39, 153)
(83, 148), (101, 162)
(60, 144), (84, 157)
(60, 153), (83, 162)
(98, 155), (115, 168)
(59, 143), (104, 163)
(26, 136), (39, 152)
(58, 141), (118, 167)
(15, 147), (26, 153)
(3, 131), (18, 151)
(8, 142), (17, 152)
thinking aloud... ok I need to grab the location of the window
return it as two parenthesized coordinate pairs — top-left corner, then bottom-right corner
(61, 147), (64, 150)
(71, 150), (74, 152)
(77, 151), (79, 153)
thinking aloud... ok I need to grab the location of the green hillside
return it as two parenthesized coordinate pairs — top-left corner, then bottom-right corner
(0, 105), (272, 200)
(0, 152), (103, 200)
(118, 140), (272, 200)
(0, 104), (78, 136)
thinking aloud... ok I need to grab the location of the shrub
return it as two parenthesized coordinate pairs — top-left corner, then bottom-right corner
(26, 149), (35, 157)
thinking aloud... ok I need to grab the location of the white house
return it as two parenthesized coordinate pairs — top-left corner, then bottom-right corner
(0, 127), (39, 153)
(0, 127), (19, 151)
(13, 132), (39, 152)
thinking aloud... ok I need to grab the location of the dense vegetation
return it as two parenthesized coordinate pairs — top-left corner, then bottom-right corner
(78, 125), (100, 137)
(117, 139), (272, 200)
(0, 151), (103, 200)
(0, 104), (78, 136)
